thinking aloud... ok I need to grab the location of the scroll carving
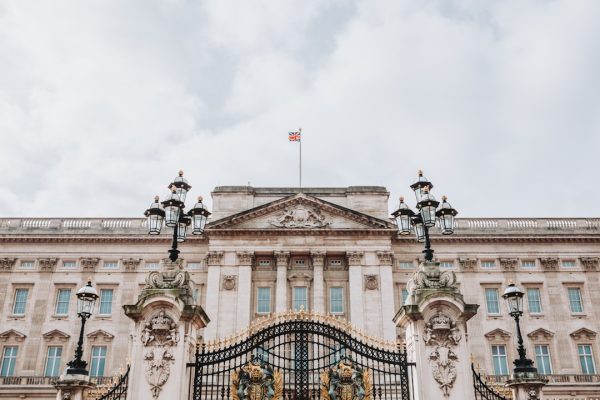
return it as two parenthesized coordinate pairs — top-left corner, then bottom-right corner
(222, 275), (237, 291)
(145, 260), (190, 291)
(269, 205), (330, 228)
(580, 257), (599, 270)
(364, 275), (379, 290)
(458, 258), (476, 271)
(237, 251), (254, 266)
(376, 251), (394, 266)
(80, 258), (100, 271)
(499, 258), (518, 271)
(407, 262), (457, 293)
(122, 258), (141, 272)
(207, 251), (224, 266)
(0, 258), (16, 271)
(539, 258), (559, 270)
(346, 251), (364, 266)
(38, 258), (58, 272)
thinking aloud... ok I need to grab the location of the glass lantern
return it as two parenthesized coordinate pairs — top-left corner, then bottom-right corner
(177, 215), (191, 242)
(502, 283), (524, 315)
(76, 281), (99, 317)
(144, 196), (165, 235)
(410, 170), (434, 203)
(168, 170), (192, 203)
(436, 196), (458, 235)
(392, 196), (414, 235)
(188, 196), (211, 235)
(411, 214), (426, 242)
(417, 189), (439, 228)
(161, 188), (184, 228)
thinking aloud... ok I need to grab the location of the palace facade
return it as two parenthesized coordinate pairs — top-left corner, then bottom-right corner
(0, 186), (599, 399)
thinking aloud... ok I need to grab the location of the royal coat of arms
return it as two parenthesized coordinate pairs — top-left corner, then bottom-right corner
(320, 356), (372, 400)
(231, 357), (283, 400)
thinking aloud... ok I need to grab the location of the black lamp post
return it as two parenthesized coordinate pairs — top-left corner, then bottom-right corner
(66, 281), (98, 375)
(502, 283), (538, 374)
(392, 170), (458, 261)
(144, 171), (211, 262)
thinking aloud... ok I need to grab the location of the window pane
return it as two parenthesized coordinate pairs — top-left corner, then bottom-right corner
(99, 289), (113, 315)
(55, 289), (71, 315)
(521, 261), (535, 268)
(0, 346), (18, 377)
(330, 287), (343, 314)
(399, 262), (414, 269)
(257, 287), (271, 313)
(485, 288), (500, 314)
(491, 345), (508, 375)
(13, 289), (28, 315)
(401, 289), (409, 304)
(482, 261), (496, 269)
(45, 346), (62, 377)
(293, 287), (308, 311)
(90, 346), (107, 377)
(578, 345), (596, 374)
(568, 288), (583, 313)
(527, 288), (542, 313)
(534, 345), (552, 374)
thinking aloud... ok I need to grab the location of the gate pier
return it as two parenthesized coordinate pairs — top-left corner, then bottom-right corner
(395, 260), (479, 400)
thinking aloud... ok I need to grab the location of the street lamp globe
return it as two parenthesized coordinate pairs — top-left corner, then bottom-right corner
(177, 215), (191, 242)
(411, 214), (426, 243)
(417, 187), (439, 228)
(502, 282), (525, 315)
(436, 196), (458, 235)
(392, 196), (414, 235)
(188, 196), (211, 235)
(144, 196), (165, 235)
(410, 170), (434, 203)
(161, 187), (184, 228)
(76, 281), (98, 318)
(168, 170), (192, 203)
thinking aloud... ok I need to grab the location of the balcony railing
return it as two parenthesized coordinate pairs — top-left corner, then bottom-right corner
(485, 374), (600, 384)
(0, 376), (115, 386)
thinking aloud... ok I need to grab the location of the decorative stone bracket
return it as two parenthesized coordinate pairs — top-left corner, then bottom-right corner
(80, 258), (100, 271)
(0, 258), (16, 271)
(39, 258), (58, 272)
(539, 258), (558, 270)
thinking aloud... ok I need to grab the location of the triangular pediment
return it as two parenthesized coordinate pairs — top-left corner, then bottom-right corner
(207, 193), (394, 231)
(570, 328), (597, 340)
(527, 328), (554, 340)
(43, 329), (70, 342)
(87, 329), (114, 342)
(484, 328), (511, 341)
(0, 329), (26, 342)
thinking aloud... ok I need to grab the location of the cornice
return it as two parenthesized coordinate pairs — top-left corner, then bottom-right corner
(0, 235), (208, 244)
(392, 235), (600, 244)
(206, 228), (396, 237)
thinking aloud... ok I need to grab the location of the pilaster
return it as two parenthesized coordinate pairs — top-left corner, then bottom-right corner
(236, 251), (253, 329)
(346, 251), (364, 330)
(311, 251), (326, 313)
(203, 251), (223, 340)
(377, 251), (396, 341)
(275, 251), (290, 313)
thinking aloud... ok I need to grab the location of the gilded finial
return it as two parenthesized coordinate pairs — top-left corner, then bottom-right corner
(197, 195), (203, 202)
(442, 195), (447, 201)
(178, 170), (184, 176)
(154, 195), (159, 201)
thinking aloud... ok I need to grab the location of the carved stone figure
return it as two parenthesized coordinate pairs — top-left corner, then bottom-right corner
(269, 205), (331, 228)
(141, 310), (180, 399)
(320, 356), (372, 400)
(231, 356), (283, 400)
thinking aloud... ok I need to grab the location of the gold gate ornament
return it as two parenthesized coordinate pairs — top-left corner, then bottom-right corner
(231, 357), (283, 400)
(320, 356), (372, 400)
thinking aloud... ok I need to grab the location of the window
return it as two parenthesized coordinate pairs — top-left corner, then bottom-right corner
(329, 259), (343, 267)
(293, 287), (308, 311)
(55, 289), (71, 315)
(329, 287), (344, 314)
(330, 344), (346, 365)
(257, 287), (271, 314)
(485, 288), (500, 314)
(521, 260), (535, 269)
(294, 259), (306, 266)
(578, 345), (596, 374)
(439, 261), (454, 269)
(568, 288), (583, 313)
(44, 346), (62, 377)
(19, 261), (34, 269)
(257, 260), (271, 267)
(103, 261), (118, 270)
(0, 346), (18, 377)
(90, 346), (107, 377)
(187, 262), (202, 270)
(63, 261), (77, 269)
(562, 260), (576, 268)
(534, 345), (552, 374)
(526, 288), (542, 313)
(99, 289), (113, 315)
(12, 289), (28, 315)
(192, 288), (200, 304)
(401, 289), (409, 304)
(481, 261), (496, 269)
(398, 262), (414, 269)
(491, 345), (509, 375)
(146, 262), (159, 270)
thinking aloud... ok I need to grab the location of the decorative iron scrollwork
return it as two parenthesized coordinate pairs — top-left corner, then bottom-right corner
(231, 356), (283, 400)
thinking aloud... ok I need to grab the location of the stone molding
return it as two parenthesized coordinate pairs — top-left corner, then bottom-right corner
(206, 251), (224, 266)
(570, 328), (597, 341)
(80, 258), (100, 271)
(38, 258), (58, 272)
(539, 257), (559, 270)
(376, 251), (394, 266)
(222, 275), (237, 291)
(580, 257), (599, 270)
(458, 258), (477, 271)
(346, 251), (364, 266)
(364, 275), (379, 290)
(86, 329), (115, 342)
(527, 328), (554, 341)
(274, 251), (290, 268)
(236, 251), (254, 266)
(499, 258), (518, 271)
(122, 258), (141, 271)
(268, 203), (331, 228)
(42, 329), (70, 342)
(0, 329), (26, 342)
(0, 258), (16, 271)
(310, 250), (326, 267)
(484, 328), (512, 341)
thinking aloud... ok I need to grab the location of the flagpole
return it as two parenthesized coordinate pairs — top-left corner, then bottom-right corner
(299, 128), (302, 188)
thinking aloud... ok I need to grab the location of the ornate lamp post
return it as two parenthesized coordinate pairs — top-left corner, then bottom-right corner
(66, 281), (99, 375)
(144, 171), (211, 262)
(392, 170), (458, 261)
(502, 283), (538, 374)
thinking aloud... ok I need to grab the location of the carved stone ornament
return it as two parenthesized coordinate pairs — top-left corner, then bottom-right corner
(580, 257), (599, 270)
(376, 251), (394, 266)
(38, 258), (58, 272)
(237, 251), (254, 266)
(0, 258), (16, 271)
(231, 356), (283, 400)
(423, 311), (462, 397)
(407, 262), (457, 293)
(80, 258), (100, 271)
(269, 204), (331, 228)
(539, 257), (559, 270)
(499, 258), (518, 271)
(122, 258), (141, 272)
(310, 251), (326, 267)
(320, 356), (372, 400)
(346, 251), (364, 266)
(145, 260), (190, 291)
(274, 251), (290, 267)
(364, 275), (379, 290)
(458, 258), (477, 271)
(207, 251), (224, 266)
(222, 275), (237, 291)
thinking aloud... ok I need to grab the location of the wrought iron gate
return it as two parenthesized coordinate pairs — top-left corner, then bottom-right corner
(188, 311), (414, 399)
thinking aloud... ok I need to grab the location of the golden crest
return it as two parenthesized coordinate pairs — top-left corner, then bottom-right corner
(320, 359), (372, 400)
(231, 358), (283, 400)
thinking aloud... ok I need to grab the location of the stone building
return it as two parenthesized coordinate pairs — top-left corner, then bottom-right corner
(0, 186), (599, 399)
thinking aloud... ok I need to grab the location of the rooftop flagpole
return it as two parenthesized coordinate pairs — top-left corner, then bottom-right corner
(299, 128), (302, 188)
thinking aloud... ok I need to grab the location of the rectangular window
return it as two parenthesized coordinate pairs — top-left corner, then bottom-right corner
(521, 261), (536, 269)
(103, 261), (118, 270)
(293, 287), (308, 311)
(526, 288), (542, 313)
(481, 261), (496, 269)
(485, 288), (500, 314)
(0, 346), (18, 377)
(44, 346), (62, 377)
(534, 345), (552, 374)
(12, 289), (28, 315)
(63, 261), (77, 269)
(257, 260), (271, 267)
(439, 261), (454, 269)
(401, 288), (409, 304)
(187, 262), (202, 270)
(329, 287), (344, 314)
(192, 288), (200, 304)
(568, 288), (583, 313)
(329, 259), (343, 267)
(294, 259), (306, 266)
(55, 289), (71, 315)
(90, 346), (107, 377)
(399, 262), (414, 269)
(99, 289), (113, 315)
(145, 262), (159, 270)
(491, 345), (509, 375)
(578, 345), (596, 374)
(257, 287), (271, 314)
(19, 261), (34, 269)
(562, 260), (576, 268)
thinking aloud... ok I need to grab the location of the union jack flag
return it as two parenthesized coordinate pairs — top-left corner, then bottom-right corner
(288, 130), (301, 142)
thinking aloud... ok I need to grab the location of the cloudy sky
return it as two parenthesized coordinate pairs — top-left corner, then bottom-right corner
(0, 0), (599, 218)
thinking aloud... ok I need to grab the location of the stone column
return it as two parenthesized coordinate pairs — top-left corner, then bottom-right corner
(54, 375), (95, 400)
(236, 251), (253, 329)
(275, 252), (290, 313)
(123, 259), (210, 400)
(377, 251), (396, 341)
(203, 251), (223, 340)
(311, 251), (326, 313)
(346, 251), (364, 330)
(395, 261), (479, 400)
(506, 376), (547, 400)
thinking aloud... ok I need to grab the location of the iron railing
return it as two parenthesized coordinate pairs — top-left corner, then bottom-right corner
(92, 365), (130, 400)
(472, 364), (512, 400)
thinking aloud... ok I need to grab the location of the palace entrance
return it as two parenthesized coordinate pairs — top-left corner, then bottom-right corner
(188, 311), (414, 400)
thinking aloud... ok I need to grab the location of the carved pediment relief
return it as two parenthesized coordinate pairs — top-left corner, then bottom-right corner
(527, 328), (554, 341)
(484, 328), (511, 341)
(86, 329), (115, 342)
(0, 329), (26, 342)
(570, 328), (597, 341)
(43, 329), (70, 342)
